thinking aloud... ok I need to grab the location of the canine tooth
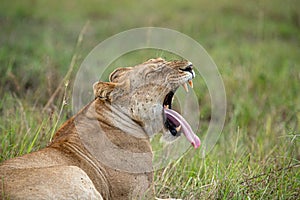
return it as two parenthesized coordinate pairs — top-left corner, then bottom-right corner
(188, 80), (193, 88)
(182, 82), (189, 92)
(175, 125), (182, 132)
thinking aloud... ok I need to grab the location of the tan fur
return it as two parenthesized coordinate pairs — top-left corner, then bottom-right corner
(0, 58), (193, 200)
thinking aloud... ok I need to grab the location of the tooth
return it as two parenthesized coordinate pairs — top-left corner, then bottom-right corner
(176, 125), (181, 132)
(182, 82), (189, 92)
(188, 80), (193, 88)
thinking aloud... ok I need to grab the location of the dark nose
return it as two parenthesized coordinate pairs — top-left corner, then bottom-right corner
(180, 64), (194, 77)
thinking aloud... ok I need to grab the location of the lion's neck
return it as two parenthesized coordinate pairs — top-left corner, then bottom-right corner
(52, 99), (153, 171)
(96, 100), (149, 141)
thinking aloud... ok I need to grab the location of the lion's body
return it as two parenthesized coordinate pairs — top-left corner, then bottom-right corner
(0, 58), (196, 200)
(1, 100), (153, 199)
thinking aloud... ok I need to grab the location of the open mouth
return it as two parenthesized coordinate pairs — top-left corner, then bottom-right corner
(163, 79), (201, 149)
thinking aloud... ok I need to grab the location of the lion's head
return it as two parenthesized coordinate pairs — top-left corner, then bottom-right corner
(93, 58), (200, 148)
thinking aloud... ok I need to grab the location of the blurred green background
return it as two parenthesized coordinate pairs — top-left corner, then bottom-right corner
(0, 0), (299, 199)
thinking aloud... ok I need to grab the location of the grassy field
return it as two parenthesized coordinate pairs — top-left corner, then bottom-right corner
(1, 0), (300, 199)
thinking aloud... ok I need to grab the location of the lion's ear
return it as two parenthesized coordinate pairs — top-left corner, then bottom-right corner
(93, 81), (117, 101)
(109, 67), (132, 82)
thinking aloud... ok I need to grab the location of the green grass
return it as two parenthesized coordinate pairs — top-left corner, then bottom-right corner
(1, 0), (300, 199)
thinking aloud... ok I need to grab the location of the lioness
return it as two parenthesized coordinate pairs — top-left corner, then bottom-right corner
(0, 58), (200, 200)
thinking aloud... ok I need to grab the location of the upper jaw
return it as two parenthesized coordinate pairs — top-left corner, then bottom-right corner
(163, 66), (195, 108)
(177, 64), (196, 92)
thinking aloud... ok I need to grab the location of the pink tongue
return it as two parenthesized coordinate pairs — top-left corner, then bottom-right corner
(164, 108), (201, 149)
